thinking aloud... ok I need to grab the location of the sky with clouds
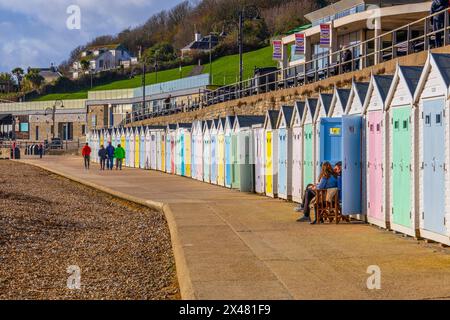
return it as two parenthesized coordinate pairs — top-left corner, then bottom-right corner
(0, 0), (183, 72)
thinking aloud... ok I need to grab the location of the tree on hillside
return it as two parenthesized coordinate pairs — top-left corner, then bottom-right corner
(142, 43), (177, 65)
(0, 73), (15, 93)
(24, 70), (44, 90)
(63, 0), (326, 76)
(80, 60), (90, 72)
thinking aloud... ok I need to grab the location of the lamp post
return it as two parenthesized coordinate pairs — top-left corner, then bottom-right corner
(142, 62), (146, 121)
(90, 67), (94, 89)
(209, 34), (213, 84)
(45, 100), (64, 139)
(237, 5), (261, 84)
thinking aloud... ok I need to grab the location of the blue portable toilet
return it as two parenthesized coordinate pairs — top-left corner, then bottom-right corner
(224, 115), (235, 188)
(320, 115), (363, 216)
(314, 93), (334, 175)
(276, 106), (294, 200)
(414, 53), (450, 246)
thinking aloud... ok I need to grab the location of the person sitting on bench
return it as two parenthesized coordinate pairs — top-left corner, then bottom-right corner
(334, 161), (342, 200)
(295, 162), (338, 223)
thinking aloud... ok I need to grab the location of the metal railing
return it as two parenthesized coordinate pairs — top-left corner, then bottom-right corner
(203, 8), (450, 106)
(124, 8), (450, 123)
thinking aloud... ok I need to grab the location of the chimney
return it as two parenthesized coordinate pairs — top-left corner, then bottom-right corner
(195, 32), (202, 42)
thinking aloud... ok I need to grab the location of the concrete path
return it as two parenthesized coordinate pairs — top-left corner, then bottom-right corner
(19, 156), (450, 300)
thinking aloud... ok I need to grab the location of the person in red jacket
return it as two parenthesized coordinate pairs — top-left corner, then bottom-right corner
(81, 143), (92, 170)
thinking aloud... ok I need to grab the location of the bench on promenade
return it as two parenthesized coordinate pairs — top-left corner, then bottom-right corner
(313, 188), (350, 224)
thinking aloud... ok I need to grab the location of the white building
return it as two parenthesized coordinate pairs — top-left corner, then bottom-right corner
(72, 44), (137, 79)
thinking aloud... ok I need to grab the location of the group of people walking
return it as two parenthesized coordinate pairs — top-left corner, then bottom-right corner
(81, 143), (125, 171)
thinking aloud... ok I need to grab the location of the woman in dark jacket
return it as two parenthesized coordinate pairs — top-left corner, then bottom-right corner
(296, 162), (338, 223)
(98, 145), (107, 171)
(431, 0), (449, 47)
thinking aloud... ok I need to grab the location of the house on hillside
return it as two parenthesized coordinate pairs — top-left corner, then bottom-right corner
(72, 44), (138, 79)
(181, 33), (219, 58)
(28, 65), (63, 84)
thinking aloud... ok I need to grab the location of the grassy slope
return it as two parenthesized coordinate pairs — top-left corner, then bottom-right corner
(34, 66), (194, 101)
(34, 46), (276, 101)
(204, 46), (277, 86)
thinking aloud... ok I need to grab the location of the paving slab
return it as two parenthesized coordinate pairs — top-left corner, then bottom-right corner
(19, 156), (450, 300)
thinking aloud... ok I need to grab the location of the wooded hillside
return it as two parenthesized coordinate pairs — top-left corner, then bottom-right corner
(61, 0), (329, 71)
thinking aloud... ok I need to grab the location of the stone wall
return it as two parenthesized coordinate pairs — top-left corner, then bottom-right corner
(130, 46), (450, 127)
(87, 105), (108, 130)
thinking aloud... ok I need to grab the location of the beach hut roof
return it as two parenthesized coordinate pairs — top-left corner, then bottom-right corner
(178, 123), (191, 129)
(264, 110), (280, 129)
(373, 75), (394, 102)
(354, 82), (370, 106)
(147, 125), (166, 130)
(168, 124), (177, 130)
(400, 66), (423, 95)
(336, 88), (351, 111)
(414, 53), (450, 102)
(432, 53), (450, 86)
(226, 115), (235, 124)
(235, 115), (265, 129)
(319, 93), (333, 116)
(277, 106), (294, 128)
(291, 101), (305, 127)
(306, 98), (318, 118)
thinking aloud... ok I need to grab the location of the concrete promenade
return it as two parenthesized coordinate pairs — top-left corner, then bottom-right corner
(20, 156), (450, 300)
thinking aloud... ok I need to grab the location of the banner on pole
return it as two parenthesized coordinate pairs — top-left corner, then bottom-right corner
(272, 40), (282, 60)
(320, 24), (331, 48)
(294, 33), (305, 55)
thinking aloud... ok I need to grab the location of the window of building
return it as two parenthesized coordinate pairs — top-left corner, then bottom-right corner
(36, 126), (39, 140)
(20, 122), (29, 132)
(313, 45), (329, 70)
(312, 3), (366, 27)
(59, 122), (73, 141)
(290, 45), (305, 63)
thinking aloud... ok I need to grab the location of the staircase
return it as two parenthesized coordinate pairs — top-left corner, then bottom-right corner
(188, 65), (204, 77)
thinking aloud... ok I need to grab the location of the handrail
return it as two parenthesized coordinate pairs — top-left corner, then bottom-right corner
(127, 7), (450, 123)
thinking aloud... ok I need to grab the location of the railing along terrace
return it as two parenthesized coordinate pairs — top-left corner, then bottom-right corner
(126, 8), (450, 123)
(203, 8), (450, 105)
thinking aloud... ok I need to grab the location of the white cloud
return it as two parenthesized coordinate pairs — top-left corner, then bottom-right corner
(0, 0), (183, 71)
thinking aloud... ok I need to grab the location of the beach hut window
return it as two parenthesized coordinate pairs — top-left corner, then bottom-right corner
(394, 120), (400, 130)
(436, 113), (442, 125)
(402, 120), (408, 130)
(425, 114), (431, 126)
(377, 124), (381, 132)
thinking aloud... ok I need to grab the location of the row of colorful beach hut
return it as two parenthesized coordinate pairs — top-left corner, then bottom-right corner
(87, 52), (450, 246)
